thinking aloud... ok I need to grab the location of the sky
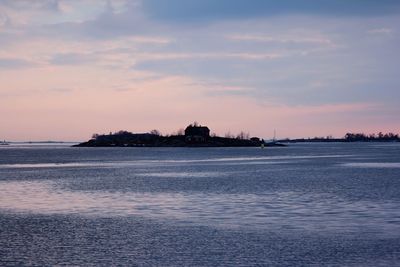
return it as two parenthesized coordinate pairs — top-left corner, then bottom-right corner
(0, 0), (399, 141)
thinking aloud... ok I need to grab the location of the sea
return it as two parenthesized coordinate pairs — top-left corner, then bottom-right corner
(0, 142), (399, 266)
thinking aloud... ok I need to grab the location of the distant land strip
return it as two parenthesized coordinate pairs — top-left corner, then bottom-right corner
(280, 132), (400, 143)
(73, 123), (399, 147)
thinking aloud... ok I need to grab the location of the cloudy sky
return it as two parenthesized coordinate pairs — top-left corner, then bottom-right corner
(1, 0), (399, 141)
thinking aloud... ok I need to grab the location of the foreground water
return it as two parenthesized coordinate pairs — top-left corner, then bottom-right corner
(0, 143), (399, 266)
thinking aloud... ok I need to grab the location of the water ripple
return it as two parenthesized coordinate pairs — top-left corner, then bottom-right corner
(0, 154), (353, 169)
(0, 180), (399, 234)
(342, 162), (400, 168)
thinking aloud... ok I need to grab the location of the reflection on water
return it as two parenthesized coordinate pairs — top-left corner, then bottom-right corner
(139, 171), (227, 178)
(0, 154), (353, 169)
(1, 180), (399, 233)
(343, 162), (400, 168)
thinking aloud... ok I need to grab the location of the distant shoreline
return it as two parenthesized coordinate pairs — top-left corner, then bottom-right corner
(5, 129), (398, 147)
(2, 141), (78, 144)
(73, 125), (399, 148)
(279, 138), (400, 143)
(279, 139), (400, 143)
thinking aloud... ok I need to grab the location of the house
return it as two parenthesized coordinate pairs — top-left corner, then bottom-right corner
(250, 137), (260, 142)
(185, 124), (210, 143)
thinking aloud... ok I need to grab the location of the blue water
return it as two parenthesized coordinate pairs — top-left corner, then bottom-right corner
(0, 143), (399, 266)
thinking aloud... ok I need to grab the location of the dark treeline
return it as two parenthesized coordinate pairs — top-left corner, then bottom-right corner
(343, 132), (399, 142)
(280, 132), (400, 143)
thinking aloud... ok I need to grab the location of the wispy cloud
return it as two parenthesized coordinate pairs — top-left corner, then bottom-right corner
(227, 34), (333, 45)
(50, 53), (96, 65)
(0, 0), (60, 11)
(0, 58), (34, 69)
(135, 52), (282, 62)
(367, 28), (393, 34)
(0, 0), (399, 140)
(143, 0), (400, 23)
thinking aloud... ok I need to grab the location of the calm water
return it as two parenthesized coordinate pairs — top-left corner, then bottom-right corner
(0, 143), (399, 266)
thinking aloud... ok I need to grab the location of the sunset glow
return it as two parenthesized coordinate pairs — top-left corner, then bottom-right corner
(1, 1), (399, 141)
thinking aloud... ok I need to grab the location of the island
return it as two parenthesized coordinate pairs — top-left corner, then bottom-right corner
(74, 123), (273, 147)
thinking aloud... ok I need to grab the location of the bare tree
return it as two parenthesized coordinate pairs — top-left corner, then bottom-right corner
(236, 131), (250, 140)
(150, 129), (161, 136)
(225, 131), (234, 138)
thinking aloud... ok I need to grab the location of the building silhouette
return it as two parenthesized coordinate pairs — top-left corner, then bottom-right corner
(185, 124), (210, 143)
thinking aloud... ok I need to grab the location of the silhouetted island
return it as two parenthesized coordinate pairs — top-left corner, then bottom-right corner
(74, 123), (272, 147)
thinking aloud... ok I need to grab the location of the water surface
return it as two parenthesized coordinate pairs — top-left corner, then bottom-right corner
(1, 143), (399, 266)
